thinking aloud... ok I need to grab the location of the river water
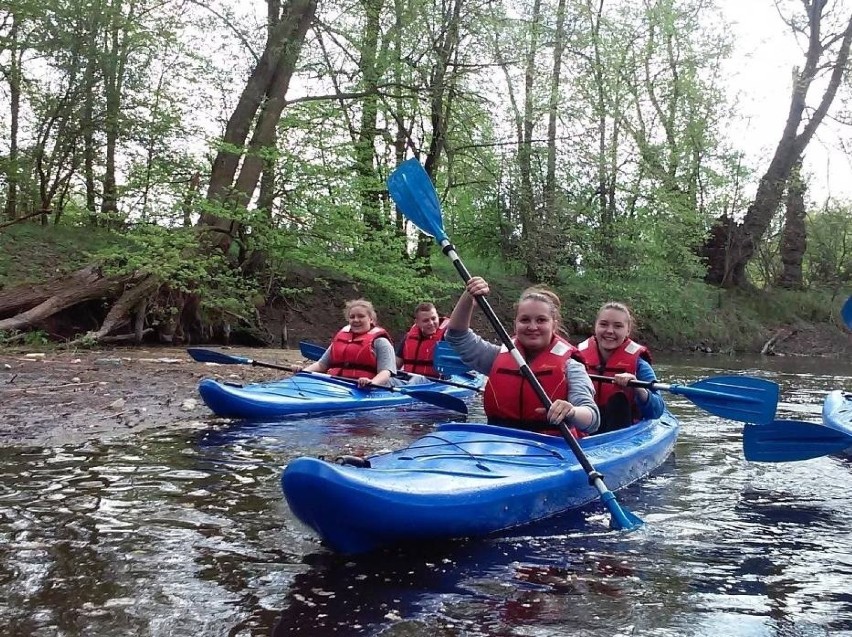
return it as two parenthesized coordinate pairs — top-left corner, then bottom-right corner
(1, 355), (850, 636)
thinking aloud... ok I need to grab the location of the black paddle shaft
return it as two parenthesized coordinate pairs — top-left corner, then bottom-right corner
(443, 243), (601, 481)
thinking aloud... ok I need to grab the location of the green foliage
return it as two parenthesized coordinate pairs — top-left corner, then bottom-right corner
(804, 202), (852, 287)
(0, 329), (50, 347)
(91, 223), (260, 321)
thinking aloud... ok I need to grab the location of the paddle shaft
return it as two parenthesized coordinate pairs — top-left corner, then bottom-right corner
(394, 370), (482, 392)
(588, 374), (742, 400)
(441, 241), (600, 477)
(302, 340), (482, 393)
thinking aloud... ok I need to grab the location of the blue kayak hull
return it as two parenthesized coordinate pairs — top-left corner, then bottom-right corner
(281, 412), (679, 554)
(823, 390), (852, 457)
(198, 372), (484, 419)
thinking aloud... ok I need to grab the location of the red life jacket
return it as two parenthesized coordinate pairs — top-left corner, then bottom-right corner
(400, 318), (449, 377)
(576, 337), (651, 423)
(327, 325), (392, 379)
(483, 335), (582, 437)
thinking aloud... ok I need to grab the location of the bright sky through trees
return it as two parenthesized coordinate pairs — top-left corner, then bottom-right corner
(718, 0), (852, 201)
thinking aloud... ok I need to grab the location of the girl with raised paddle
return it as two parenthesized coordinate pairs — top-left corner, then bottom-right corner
(577, 302), (666, 434)
(302, 299), (399, 388)
(445, 276), (600, 437)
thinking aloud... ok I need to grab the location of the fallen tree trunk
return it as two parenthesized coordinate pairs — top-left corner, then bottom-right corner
(0, 266), (146, 333)
(67, 274), (160, 345)
(0, 266), (112, 317)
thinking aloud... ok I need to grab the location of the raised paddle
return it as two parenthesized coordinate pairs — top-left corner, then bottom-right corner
(434, 343), (779, 425)
(743, 419), (852, 462)
(388, 158), (642, 532)
(842, 296), (852, 329)
(186, 347), (469, 413)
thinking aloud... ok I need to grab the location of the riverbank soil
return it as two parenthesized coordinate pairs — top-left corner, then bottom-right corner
(0, 346), (308, 446)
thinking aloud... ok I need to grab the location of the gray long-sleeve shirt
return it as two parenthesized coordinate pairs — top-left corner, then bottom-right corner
(444, 328), (600, 433)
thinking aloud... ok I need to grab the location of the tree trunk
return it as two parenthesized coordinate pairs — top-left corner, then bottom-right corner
(101, 0), (128, 226)
(201, 0), (317, 251)
(72, 275), (160, 343)
(544, 0), (567, 225)
(0, 267), (143, 333)
(702, 7), (852, 287)
(519, 0), (542, 281)
(415, 0), (463, 264)
(4, 17), (21, 222)
(777, 159), (807, 289)
(354, 0), (385, 232)
(257, 0), (284, 219)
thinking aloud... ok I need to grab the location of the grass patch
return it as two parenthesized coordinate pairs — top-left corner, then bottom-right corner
(0, 224), (126, 289)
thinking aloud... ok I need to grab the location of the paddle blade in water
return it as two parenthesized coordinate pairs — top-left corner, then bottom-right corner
(842, 296), (852, 329)
(671, 375), (779, 425)
(403, 389), (468, 414)
(743, 420), (852, 462)
(601, 491), (644, 531)
(387, 159), (448, 242)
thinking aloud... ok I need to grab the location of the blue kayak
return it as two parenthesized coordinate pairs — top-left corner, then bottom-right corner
(198, 371), (484, 419)
(823, 390), (852, 458)
(281, 412), (679, 554)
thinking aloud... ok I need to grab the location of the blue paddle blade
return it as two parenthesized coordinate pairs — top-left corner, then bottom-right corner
(402, 389), (468, 414)
(743, 420), (852, 462)
(842, 296), (852, 329)
(670, 375), (779, 425)
(299, 341), (326, 361)
(187, 347), (251, 365)
(601, 491), (644, 531)
(387, 159), (448, 242)
(434, 342), (472, 376)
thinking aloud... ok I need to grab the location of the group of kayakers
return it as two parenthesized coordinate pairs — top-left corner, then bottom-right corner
(302, 277), (666, 436)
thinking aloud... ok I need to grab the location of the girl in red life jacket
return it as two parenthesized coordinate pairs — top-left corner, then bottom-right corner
(395, 301), (449, 378)
(302, 298), (395, 388)
(576, 302), (665, 433)
(443, 276), (600, 436)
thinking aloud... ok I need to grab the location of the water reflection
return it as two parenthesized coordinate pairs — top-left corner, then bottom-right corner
(0, 355), (849, 636)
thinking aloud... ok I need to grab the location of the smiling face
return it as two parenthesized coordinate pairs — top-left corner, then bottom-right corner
(347, 304), (374, 334)
(594, 307), (631, 357)
(514, 299), (556, 354)
(414, 308), (440, 337)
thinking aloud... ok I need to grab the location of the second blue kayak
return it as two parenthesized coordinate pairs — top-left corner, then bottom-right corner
(282, 412), (679, 554)
(823, 390), (852, 458)
(198, 371), (484, 419)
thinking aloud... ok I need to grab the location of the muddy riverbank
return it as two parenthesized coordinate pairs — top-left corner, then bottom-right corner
(0, 346), (308, 446)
